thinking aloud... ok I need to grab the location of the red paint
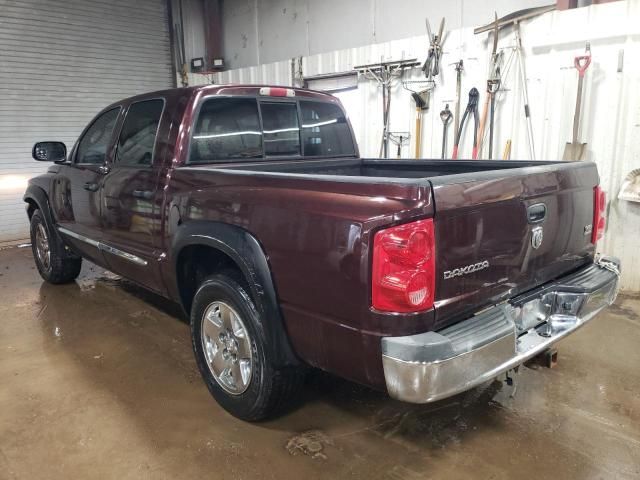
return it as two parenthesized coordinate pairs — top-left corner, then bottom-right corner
(28, 84), (601, 391)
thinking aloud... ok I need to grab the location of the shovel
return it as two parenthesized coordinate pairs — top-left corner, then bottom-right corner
(563, 53), (592, 161)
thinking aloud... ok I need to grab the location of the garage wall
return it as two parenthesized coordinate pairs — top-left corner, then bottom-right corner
(204, 1), (640, 291)
(0, 0), (174, 243)
(221, 0), (552, 69)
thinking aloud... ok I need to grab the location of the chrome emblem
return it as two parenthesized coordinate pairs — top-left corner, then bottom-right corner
(443, 260), (490, 279)
(531, 226), (544, 249)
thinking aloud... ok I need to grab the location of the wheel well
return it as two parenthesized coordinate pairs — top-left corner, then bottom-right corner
(176, 245), (247, 315)
(25, 199), (38, 219)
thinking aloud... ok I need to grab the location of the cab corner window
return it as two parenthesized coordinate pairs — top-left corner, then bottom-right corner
(75, 108), (120, 164)
(189, 98), (262, 164)
(116, 99), (164, 167)
(261, 102), (300, 157)
(300, 101), (355, 157)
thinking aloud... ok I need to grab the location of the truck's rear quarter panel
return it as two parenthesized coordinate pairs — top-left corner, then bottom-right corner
(166, 168), (434, 387)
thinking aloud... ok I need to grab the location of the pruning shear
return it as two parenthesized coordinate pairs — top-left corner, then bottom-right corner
(422, 18), (446, 79)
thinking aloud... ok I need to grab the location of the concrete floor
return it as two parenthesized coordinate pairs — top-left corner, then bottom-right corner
(0, 246), (639, 480)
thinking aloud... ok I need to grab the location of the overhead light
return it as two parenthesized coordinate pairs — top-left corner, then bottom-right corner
(190, 57), (205, 73)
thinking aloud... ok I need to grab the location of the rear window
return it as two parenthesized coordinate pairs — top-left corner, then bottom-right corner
(300, 101), (355, 156)
(190, 98), (262, 163)
(261, 102), (301, 157)
(187, 96), (356, 164)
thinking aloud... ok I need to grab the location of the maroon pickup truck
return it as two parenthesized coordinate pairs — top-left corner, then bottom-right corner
(24, 85), (620, 421)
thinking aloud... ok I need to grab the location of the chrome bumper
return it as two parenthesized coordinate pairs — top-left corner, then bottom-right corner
(381, 257), (621, 404)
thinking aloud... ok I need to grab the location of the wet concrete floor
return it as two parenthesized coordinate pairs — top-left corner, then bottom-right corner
(0, 246), (639, 479)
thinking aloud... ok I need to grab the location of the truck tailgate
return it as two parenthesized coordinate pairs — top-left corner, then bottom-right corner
(431, 161), (598, 328)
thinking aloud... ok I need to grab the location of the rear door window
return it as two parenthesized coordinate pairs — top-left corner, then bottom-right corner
(300, 101), (355, 156)
(116, 99), (164, 167)
(260, 102), (301, 157)
(75, 108), (120, 164)
(190, 98), (262, 163)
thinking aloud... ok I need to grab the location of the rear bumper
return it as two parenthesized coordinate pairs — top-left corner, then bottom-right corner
(381, 257), (621, 404)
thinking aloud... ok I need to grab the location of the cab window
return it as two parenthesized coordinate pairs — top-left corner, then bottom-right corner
(189, 98), (262, 164)
(75, 108), (120, 164)
(116, 99), (164, 167)
(300, 101), (355, 157)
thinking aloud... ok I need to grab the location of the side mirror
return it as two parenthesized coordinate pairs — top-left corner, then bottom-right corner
(32, 142), (67, 162)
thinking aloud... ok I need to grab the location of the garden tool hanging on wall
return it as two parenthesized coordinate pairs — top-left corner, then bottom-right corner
(452, 60), (464, 146)
(475, 13), (502, 159)
(440, 104), (453, 159)
(403, 81), (433, 157)
(452, 88), (479, 160)
(423, 18), (446, 79)
(474, 5), (556, 161)
(410, 91), (428, 158)
(562, 43), (592, 161)
(354, 58), (420, 158)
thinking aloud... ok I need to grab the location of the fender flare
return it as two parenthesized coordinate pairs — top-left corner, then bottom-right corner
(23, 184), (79, 258)
(23, 184), (55, 227)
(171, 221), (299, 367)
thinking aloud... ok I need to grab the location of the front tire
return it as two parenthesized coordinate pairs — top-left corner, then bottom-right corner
(30, 209), (82, 284)
(191, 273), (304, 421)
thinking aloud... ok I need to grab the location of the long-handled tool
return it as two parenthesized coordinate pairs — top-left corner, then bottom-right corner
(452, 88), (480, 159)
(475, 13), (501, 159)
(474, 5), (556, 161)
(440, 104), (453, 159)
(354, 58), (420, 158)
(452, 60), (464, 145)
(562, 44), (592, 161)
(403, 80), (434, 157)
(503, 139), (512, 160)
(513, 21), (535, 160)
(487, 78), (501, 159)
(410, 92), (427, 158)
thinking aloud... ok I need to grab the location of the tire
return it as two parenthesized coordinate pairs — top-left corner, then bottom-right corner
(30, 209), (82, 284)
(191, 273), (304, 421)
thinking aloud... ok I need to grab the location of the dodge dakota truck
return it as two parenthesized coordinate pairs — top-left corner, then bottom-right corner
(24, 85), (620, 421)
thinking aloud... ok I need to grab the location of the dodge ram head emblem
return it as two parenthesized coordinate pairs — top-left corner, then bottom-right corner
(531, 226), (544, 249)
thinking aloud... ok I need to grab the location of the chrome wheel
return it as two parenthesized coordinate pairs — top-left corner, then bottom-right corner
(35, 223), (51, 272)
(201, 301), (253, 395)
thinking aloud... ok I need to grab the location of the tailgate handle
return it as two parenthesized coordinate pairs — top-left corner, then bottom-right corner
(527, 203), (547, 223)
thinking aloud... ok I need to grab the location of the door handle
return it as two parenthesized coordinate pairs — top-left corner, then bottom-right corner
(83, 182), (99, 192)
(132, 190), (154, 200)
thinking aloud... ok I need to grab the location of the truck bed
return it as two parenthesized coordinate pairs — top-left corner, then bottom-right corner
(215, 158), (565, 181)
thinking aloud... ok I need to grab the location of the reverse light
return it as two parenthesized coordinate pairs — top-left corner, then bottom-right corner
(592, 186), (607, 245)
(372, 219), (436, 313)
(258, 87), (295, 97)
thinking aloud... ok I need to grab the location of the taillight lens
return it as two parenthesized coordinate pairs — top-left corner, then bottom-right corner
(592, 186), (607, 245)
(372, 219), (436, 312)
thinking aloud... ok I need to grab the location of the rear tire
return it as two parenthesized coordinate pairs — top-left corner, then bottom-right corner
(191, 273), (304, 421)
(30, 209), (82, 284)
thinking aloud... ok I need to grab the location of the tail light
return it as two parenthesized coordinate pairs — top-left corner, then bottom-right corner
(372, 219), (436, 313)
(592, 186), (607, 245)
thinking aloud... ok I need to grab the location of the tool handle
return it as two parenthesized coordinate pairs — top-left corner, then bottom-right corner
(574, 55), (591, 77)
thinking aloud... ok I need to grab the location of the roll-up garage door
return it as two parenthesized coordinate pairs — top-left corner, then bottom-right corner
(0, 0), (174, 242)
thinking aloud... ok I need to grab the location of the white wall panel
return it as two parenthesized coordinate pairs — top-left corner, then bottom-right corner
(202, 1), (640, 291)
(0, 0), (174, 242)
(221, 0), (552, 70)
